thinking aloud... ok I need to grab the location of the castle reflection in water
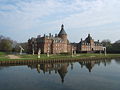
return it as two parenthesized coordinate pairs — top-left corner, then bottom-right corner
(27, 59), (112, 83)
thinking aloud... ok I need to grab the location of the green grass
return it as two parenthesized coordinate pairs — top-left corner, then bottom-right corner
(0, 52), (6, 55)
(0, 52), (120, 61)
(0, 52), (9, 60)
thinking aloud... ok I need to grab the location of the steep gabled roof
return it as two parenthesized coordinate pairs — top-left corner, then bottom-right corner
(85, 34), (93, 43)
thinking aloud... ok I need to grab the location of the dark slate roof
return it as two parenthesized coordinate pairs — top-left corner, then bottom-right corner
(94, 41), (100, 44)
(58, 24), (67, 35)
(85, 34), (92, 43)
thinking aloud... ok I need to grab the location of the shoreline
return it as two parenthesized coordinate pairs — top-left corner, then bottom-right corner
(0, 55), (120, 65)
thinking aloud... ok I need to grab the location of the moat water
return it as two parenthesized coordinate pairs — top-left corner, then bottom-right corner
(0, 59), (120, 90)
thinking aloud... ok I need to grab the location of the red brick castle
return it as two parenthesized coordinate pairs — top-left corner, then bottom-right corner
(28, 24), (104, 54)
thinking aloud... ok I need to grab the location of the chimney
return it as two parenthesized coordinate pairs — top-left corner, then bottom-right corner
(49, 33), (51, 37)
(55, 34), (58, 37)
(44, 34), (46, 37)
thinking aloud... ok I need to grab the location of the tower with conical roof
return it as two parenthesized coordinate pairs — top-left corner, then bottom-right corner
(58, 24), (68, 52)
(58, 24), (67, 42)
(85, 34), (94, 51)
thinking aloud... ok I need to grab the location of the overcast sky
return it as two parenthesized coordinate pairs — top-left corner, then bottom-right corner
(0, 0), (120, 43)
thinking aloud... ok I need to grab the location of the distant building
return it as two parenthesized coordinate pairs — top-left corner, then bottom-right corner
(76, 34), (103, 53)
(28, 25), (104, 54)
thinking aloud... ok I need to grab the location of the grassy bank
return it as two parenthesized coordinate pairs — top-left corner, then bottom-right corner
(0, 52), (9, 60)
(0, 52), (120, 61)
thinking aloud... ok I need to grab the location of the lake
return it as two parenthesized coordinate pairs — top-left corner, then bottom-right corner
(0, 59), (120, 90)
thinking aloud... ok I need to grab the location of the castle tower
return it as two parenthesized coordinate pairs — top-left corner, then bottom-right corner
(88, 34), (94, 51)
(58, 24), (68, 52)
(88, 34), (94, 44)
(58, 24), (67, 42)
(85, 34), (94, 51)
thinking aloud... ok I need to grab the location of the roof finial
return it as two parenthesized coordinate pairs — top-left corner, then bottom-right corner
(81, 38), (83, 41)
(88, 33), (90, 36)
(61, 24), (64, 29)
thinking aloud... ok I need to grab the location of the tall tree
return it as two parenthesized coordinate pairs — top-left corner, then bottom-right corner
(0, 38), (13, 52)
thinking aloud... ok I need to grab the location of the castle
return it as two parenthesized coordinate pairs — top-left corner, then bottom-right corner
(28, 24), (104, 54)
(77, 34), (103, 53)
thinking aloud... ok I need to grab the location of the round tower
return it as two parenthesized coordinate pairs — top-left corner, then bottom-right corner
(58, 24), (67, 42)
(58, 24), (68, 53)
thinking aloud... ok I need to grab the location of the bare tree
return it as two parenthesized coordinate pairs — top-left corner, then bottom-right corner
(101, 39), (111, 47)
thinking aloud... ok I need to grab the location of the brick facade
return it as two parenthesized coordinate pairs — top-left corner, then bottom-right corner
(77, 34), (104, 53)
(28, 25), (104, 54)
(28, 24), (73, 54)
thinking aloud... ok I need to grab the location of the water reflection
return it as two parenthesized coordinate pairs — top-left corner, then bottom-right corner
(28, 63), (69, 83)
(79, 59), (110, 72)
(27, 59), (112, 83)
(114, 58), (120, 64)
(1, 59), (120, 90)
